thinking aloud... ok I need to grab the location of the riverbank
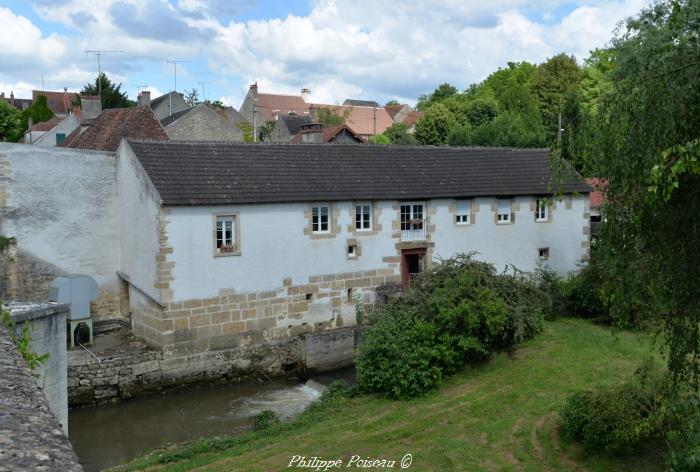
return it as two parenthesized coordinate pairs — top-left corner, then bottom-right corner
(116, 319), (665, 471)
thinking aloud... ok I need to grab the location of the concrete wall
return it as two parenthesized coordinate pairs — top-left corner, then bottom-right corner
(164, 105), (244, 141)
(151, 93), (188, 121)
(0, 143), (121, 320)
(5, 302), (70, 434)
(0, 314), (82, 470)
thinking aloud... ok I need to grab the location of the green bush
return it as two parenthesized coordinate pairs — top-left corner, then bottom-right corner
(356, 307), (447, 398)
(560, 361), (667, 454)
(667, 397), (700, 472)
(357, 254), (549, 398)
(253, 410), (280, 431)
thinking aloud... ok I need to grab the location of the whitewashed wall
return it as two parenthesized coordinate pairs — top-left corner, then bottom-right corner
(165, 195), (588, 302)
(0, 143), (120, 296)
(116, 144), (161, 302)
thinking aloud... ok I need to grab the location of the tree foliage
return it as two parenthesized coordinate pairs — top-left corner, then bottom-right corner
(416, 83), (459, 111)
(0, 100), (22, 142)
(184, 88), (199, 106)
(316, 107), (349, 127)
(590, 0), (700, 386)
(383, 122), (418, 145)
(531, 54), (582, 140)
(414, 103), (456, 145)
(80, 73), (134, 109)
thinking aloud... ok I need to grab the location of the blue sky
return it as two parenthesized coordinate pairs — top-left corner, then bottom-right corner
(0, 0), (646, 108)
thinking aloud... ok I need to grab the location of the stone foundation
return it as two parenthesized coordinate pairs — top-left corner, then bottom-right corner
(68, 326), (362, 407)
(131, 268), (399, 353)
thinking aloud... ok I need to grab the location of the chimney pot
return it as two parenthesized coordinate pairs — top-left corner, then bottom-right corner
(138, 90), (151, 108)
(250, 82), (258, 95)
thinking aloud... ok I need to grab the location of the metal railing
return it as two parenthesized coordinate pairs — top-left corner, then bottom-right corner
(400, 225), (426, 241)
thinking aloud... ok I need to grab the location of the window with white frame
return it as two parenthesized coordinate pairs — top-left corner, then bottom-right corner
(400, 203), (424, 230)
(455, 199), (471, 224)
(535, 198), (549, 222)
(497, 199), (511, 223)
(216, 216), (236, 253)
(312, 205), (330, 233)
(355, 204), (372, 230)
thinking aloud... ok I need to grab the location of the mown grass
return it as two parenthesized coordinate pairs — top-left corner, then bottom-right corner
(115, 319), (664, 471)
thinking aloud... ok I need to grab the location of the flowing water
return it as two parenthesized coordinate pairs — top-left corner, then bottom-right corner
(69, 369), (354, 472)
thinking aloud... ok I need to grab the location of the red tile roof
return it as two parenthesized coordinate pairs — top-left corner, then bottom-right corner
(63, 107), (167, 151)
(312, 104), (393, 136)
(290, 124), (365, 143)
(30, 116), (63, 132)
(585, 178), (606, 209)
(253, 93), (309, 122)
(32, 90), (78, 115)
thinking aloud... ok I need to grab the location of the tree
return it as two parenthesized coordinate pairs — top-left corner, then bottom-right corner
(0, 100), (22, 142)
(369, 134), (391, 144)
(316, 107), (349, 127)
(258, 120), (275, 142)
(449, 112), (546, 148)
(531, 54), (582, 140)
(184, 88), (199, 106)
(80, 73), (134, 109)
(384, 123), (418, 145)
(414, 103), (457, 145)
(416, 83), (459, 111)
(385, 100), (400, 106)
(236, 121), (253, 143)
(587, 0), (700, 386)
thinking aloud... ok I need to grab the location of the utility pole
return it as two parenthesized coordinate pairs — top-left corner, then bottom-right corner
(85, 50), (122, 98)
(166, 59), (191, 116)
(253, 103), (257, 142)
(557, 113), (562, 144)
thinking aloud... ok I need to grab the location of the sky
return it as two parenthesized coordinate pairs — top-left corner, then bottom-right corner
(0, 0), (648, 108)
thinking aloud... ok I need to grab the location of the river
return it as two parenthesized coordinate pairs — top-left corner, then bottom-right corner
(68, 369), (355, 471)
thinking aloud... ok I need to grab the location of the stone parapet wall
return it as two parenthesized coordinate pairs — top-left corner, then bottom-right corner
(68, 326), (362, 406)
(132, 267), (399, 353)
(0, 319), (82, 471)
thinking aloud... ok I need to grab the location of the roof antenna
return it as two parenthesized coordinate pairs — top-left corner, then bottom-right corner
(85, 50), (122, 98)
(166, 60), (191, 116)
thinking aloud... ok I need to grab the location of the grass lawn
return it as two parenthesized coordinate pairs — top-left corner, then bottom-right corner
(118, 319), (664, 471)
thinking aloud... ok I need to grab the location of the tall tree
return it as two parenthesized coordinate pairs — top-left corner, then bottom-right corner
(531, 54), (582, 141)
(384, 123), (418, 145)
(590, 0), (700, 386)
(80, 73), (134, 109)
(416, 83), (459, 111)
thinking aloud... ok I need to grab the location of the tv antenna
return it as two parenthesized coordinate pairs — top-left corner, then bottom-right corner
(198, 81), (210, 102)
(166, 60), (191, 115)
(84, 50), (122, 97)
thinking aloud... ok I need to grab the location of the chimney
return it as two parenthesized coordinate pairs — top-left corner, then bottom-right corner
(138, 90), (151, 108)
(308, 103), (316, 120)
(10, 91), (14, 107)
(249, 82), (258, 96)
(80, 94), (102, 120)
(301, 88), (311, 102)
(300, 122), (325, 144)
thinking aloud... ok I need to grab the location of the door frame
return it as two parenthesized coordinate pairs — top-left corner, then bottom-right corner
(401, 247), (427, 288)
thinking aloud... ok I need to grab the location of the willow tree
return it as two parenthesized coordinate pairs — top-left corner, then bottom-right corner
(594, 0), (700, 386)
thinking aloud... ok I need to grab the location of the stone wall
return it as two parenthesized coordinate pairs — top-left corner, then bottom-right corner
(69, 326), (361, 406)
(5, 302), (69, 434)
(132, 267), (397, 354)
(0, 315), (82, 471)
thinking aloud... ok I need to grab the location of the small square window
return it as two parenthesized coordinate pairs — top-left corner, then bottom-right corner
(312, 205), (330, 233)
(497, 199), (511, 224)
(538, 247), (550, 261)
(535, 198), (549, 222)
(347, 244), (357, 258)
(455, 199), (471, 225)
(355, 204), (372, 231)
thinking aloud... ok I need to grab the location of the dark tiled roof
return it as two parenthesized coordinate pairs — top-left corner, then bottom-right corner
(66, 107), (167, 151)
(343, 99), (380, 107)
(280, 114), (312, 135)
(160, 106), (195, 126)
(127, 141), (591, 206)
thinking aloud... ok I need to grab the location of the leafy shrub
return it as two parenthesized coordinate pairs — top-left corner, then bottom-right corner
(667, 397), (700, 471)
(253, 410), (279, 431)
(356, 306), (447, 398)
(560, 360), (666, 454)
(357, 254), (550, 398)
(560, 256), (608, 321)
